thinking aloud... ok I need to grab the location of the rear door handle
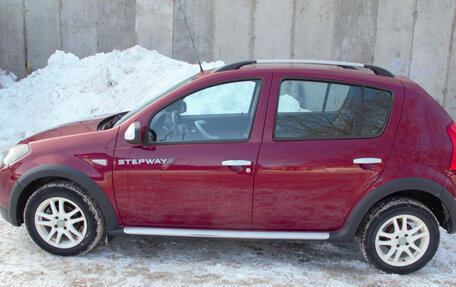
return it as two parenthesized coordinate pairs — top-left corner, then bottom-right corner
(222, 160), (252, 166)
(353, 158), (382, 164)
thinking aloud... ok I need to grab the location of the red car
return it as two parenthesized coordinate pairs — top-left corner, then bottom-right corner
(1, 60), (455, 274)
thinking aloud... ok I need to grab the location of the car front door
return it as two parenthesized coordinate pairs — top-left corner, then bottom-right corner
(253, 71), (404, 231)
(114, 74), (271, 229)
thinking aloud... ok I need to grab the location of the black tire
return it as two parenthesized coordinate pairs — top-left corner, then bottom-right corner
(357, 197), (439, 274)
(24, 181), (105, 256)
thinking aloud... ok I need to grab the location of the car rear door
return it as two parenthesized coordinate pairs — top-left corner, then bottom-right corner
(113, 71), (272, 229)
(253, 70), (404, 231)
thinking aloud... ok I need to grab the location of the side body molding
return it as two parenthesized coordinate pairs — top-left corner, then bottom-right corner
(8, 164), (119, 231)
(329, 177), (456, 241)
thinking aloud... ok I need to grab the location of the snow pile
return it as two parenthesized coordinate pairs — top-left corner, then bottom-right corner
(0, 69), (17, 89)
(0, 46), (223, 151)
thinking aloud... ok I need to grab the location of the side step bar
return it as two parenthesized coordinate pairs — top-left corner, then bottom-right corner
(123, 227), (329, 240)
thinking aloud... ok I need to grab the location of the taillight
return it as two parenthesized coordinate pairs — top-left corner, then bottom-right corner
(447, 122), (456, 170)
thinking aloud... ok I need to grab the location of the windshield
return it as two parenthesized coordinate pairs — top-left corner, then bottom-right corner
(114, 74), (198, 127)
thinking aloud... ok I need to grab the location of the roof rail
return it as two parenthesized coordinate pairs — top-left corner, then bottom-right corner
(214, 59), (394, 78)
(215, 60), (256, 72)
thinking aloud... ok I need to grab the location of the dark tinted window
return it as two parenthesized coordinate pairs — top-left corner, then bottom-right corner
(362, 88), (392, 136)
(274, 80), (392, 140)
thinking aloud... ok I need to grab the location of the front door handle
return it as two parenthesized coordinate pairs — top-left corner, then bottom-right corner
(222, 160), (252, 166)
(353, 158), (382, 164)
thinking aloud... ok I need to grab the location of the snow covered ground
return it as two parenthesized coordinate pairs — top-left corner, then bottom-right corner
(0, 47), (456, 286)
(0, 69), (17, 89)
(1, 222), (456, 286)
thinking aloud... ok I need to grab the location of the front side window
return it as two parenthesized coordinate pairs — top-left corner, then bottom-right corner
(274, 80), (392, 140)
(148, 80), (261, 143)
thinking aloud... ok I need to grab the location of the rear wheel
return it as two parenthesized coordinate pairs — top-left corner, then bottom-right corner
(358, 198), (439, 274)
(24, 181), (105, 256)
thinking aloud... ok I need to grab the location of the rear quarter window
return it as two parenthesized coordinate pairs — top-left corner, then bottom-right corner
(361, 88), (392, 137)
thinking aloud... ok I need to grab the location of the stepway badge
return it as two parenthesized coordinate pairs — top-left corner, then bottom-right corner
(118, 158), (174, 165)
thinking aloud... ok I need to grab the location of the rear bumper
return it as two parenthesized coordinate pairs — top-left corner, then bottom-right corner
(443, 171), (456, 233)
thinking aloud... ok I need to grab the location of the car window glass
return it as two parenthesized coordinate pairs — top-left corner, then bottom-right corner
(183, 81), (254, 115)
(275, 80), (360, 139)
(148, 80), (261, 144)
(362, 88), (392, 136)
(274, 80), (392, 140)
(325, 84), (351, 111)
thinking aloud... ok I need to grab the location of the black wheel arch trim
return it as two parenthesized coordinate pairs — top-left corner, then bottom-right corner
(329, 177), (456, 242)
(8, 164), (119, 231)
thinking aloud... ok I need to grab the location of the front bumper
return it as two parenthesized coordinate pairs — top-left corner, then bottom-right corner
(0, 165), (17, 225)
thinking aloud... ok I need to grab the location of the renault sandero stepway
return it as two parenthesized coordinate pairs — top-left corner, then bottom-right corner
(1, 60), (456, 274)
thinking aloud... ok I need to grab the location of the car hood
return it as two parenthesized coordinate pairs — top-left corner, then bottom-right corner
(20, 115), (111, 144)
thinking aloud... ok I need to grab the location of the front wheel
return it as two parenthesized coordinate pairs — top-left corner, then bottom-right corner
(358, 198), (439, 274)
(24, 181), (105, 256)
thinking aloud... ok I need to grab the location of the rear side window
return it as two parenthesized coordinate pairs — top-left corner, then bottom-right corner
(274, 80), (392, 140)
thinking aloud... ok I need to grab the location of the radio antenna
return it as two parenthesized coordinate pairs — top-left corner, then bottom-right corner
(178, 0), (204, 73)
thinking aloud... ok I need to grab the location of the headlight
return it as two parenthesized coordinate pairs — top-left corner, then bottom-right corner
(1, 144), (30, 167)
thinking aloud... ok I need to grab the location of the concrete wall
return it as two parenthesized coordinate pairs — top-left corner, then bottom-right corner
(254, 0), (294, 59)
(292, 1), (335, 60)
(97, 0), (136, 53)
(24, 0), (60, 72)
(61, 0), (97, 58)
(0, 0), (26, 77)
(136, 0), (173, 57)
(212, 0), (252, 62)
(173, 0), (214, 63)
(0, 0), (455, 118)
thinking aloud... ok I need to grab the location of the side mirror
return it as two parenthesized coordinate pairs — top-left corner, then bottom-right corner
(124, 122), (142, 145)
